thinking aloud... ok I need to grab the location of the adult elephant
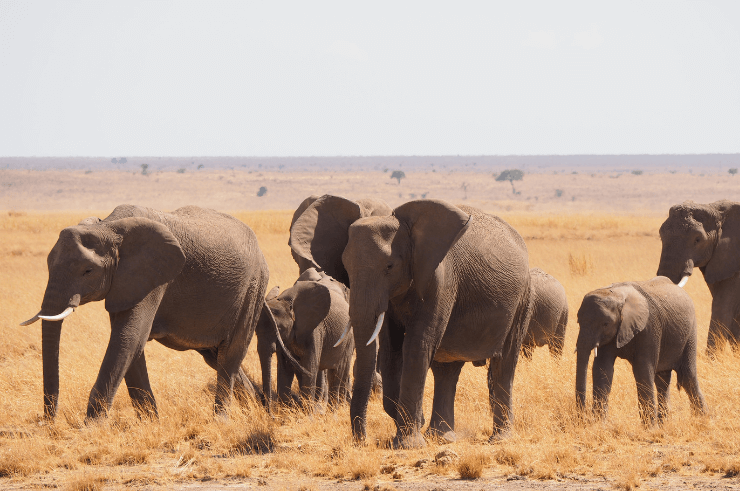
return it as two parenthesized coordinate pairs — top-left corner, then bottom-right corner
(656, 200), (740, 353)
(291, 196), (532, 447)
(289, 195), (391, 285)
(20, 205), (269, 421)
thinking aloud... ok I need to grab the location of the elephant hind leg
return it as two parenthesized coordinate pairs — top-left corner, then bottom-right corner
(199, 349), (258, 406)
(124, 350), (157, 419)
(676, 342), (707, 415)
(427, 360), (464, 443)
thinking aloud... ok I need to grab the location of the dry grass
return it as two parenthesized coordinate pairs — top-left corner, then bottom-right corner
(0, 209), (736, 489)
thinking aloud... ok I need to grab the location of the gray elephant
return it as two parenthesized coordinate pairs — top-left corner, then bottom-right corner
(521, 268), (568, 359)
(256, 268), (353, 408)
(20, 205), (269, 420)
(657, 200), (740, 353)
(575, 276), (706, 425)
(291, 196), (532, 447)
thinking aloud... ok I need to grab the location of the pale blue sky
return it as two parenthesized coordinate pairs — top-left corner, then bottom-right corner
(0, 1), (738, 156)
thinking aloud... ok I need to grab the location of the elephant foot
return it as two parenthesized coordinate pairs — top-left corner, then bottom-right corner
(392, 430), (426, 449)
(425, 427), (457, 444)
(487, 427), (512, 443)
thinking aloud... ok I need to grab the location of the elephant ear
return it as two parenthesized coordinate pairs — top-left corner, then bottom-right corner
(291, 281), (332, 336)
(104, 217), (186, 313)
(394, 200), (471, 301)
(289, 195), (362, 286)
(703, 203), (740, 284)
(615, 286), (650, 348)
(297, 267), (323, 283)
(265, 286), (280, 301)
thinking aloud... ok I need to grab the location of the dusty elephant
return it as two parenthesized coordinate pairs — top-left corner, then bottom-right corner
(20, 205), (269, 420)
(521, 268), (568, 359)
(657, 200), (740, 354)
(576, 276), (706, 425)
(256, 268), (354, 408)
(291, 196), (532, 447)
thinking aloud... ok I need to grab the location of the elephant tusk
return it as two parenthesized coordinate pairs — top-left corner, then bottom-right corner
(19, 311), (42, 326)
(38, 307), (75, 322)
(678, 275), (689, 288)
(333, 319), (352, 348)
(593, 347), (598, 358)
(366, 312), (385, 346)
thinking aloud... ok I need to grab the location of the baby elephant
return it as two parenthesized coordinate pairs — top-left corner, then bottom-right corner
(522, 268), (568, 358)
(257, 268), (354, 409)
(576, 276), (706, 424)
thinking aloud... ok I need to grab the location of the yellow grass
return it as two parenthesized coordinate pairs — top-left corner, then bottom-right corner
(0, 210), (737, 489)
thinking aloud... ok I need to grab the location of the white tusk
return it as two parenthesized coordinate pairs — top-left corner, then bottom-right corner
(593, 347), (598, 358)
(333, 319), (352, 348)
(38, 307), (75, 322)
(678, 276), (689, 288)
(366, 312), (385, 346)
(19, 312), (41, 326)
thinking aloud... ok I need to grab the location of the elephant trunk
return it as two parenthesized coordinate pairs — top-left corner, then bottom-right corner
(575, 348), (591, 412)
(42, 320), (63, 419)
(348, 285), (387, 441)
(657, 254), (693, 285)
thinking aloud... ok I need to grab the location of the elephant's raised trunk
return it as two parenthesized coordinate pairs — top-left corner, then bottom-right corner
(42, 320), (62, 419)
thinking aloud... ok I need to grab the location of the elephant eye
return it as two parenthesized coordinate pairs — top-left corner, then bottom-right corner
(83, 268), (93, 276)
(694, 237), (701, 244)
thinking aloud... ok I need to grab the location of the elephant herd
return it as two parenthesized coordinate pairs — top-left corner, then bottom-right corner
(19, 197), (740, 447)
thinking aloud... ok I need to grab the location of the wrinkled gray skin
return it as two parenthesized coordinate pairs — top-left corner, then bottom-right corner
(521, 268), (568, 359)
(657, 200), (740, 354)
(291, 196), (532, 448)
(256, 268), (354, 409)
(576, 277), (706, 425)
(22, 205), (269, 421)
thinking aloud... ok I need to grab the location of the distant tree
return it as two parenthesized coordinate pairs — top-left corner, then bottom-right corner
(461, 182), (469, 200)
(632, 169), (643, 175)
(177, 168), (186, 174)
(111, 158), (118, 164)
(119, 157), (127, 164)
(390, 170), (406, 184)
(555, 189), (563, 198)
(496, 169), (524, 194)
(140, 163), (149, 175)
(257, 186), (267, 197)
(729, 168), (738, 177)
(197, 164), (204, 170)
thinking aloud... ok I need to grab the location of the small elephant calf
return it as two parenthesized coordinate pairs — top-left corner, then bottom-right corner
(256, 268), (354, 409)
(522, 268), (568, 358)
(576, 276), (706, 425)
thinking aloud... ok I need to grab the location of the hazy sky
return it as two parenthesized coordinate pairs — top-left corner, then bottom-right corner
(1, 1), (738, 157)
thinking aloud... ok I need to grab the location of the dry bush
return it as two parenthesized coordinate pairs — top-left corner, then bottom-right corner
(65, 474), (106, 491)
(568, 251), (592, 276)
(458, 449), (490, 479)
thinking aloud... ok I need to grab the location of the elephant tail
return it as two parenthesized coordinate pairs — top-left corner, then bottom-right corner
(263, 300), (312, 378)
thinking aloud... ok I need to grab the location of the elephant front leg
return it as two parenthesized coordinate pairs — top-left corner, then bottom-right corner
(427, 360), (464, 443)
(124, 350), (157, 419)
(654, 370), (671, 424)
(707, 284), (740, 356)
(591, 348), (616, 420)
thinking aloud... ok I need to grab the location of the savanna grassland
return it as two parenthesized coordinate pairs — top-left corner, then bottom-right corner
(3, 209), (740, 491)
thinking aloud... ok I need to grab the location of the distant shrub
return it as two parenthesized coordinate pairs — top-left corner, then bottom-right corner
(85, 170), (92, 174)
(140, 163), (149, 176)
(111, 158), (117, 164)
(669, 170), (677, 174)
(555, 189), (563, 198)
(632, 169), (643, 175)
(197, 164), (204, 170)
(119, 157), (127, 164)
(390, 170), (405, 184)
(177, 168), (186, 174)
(729, 168), (738, 177)
(257, 186), (267, 197)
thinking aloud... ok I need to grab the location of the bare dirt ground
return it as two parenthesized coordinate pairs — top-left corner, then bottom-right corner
(2, 166), (740, 214)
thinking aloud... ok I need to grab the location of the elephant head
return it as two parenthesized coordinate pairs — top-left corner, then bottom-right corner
(657, 200), (740, 286)
(575, 285), (649, 412)
(289, 194), (391, 286)
(20, 217), (186, 418)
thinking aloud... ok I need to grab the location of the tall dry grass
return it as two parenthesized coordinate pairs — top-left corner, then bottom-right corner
(0, 210), (737, 489)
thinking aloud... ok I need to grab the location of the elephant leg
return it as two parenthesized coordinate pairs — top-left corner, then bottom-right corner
(257, 340), (276, 410)
(633, 362), (657, 426)
(276, 352), (297, 406)
(591, 347), (617, 420)
(550, 314), (567, 358)
(427, 360), (464, 443)
(87, 290), (163, 420)
(707, 287), (740, 355)
(655, 370), (671, 424)
(677, 340), (707, 415)
(488, 331), (526, 440)
(318, 370), (329, 405)
(379, 345), (403, 423)
(198, 349), (257, 405)
(124, 350), (157, 419)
